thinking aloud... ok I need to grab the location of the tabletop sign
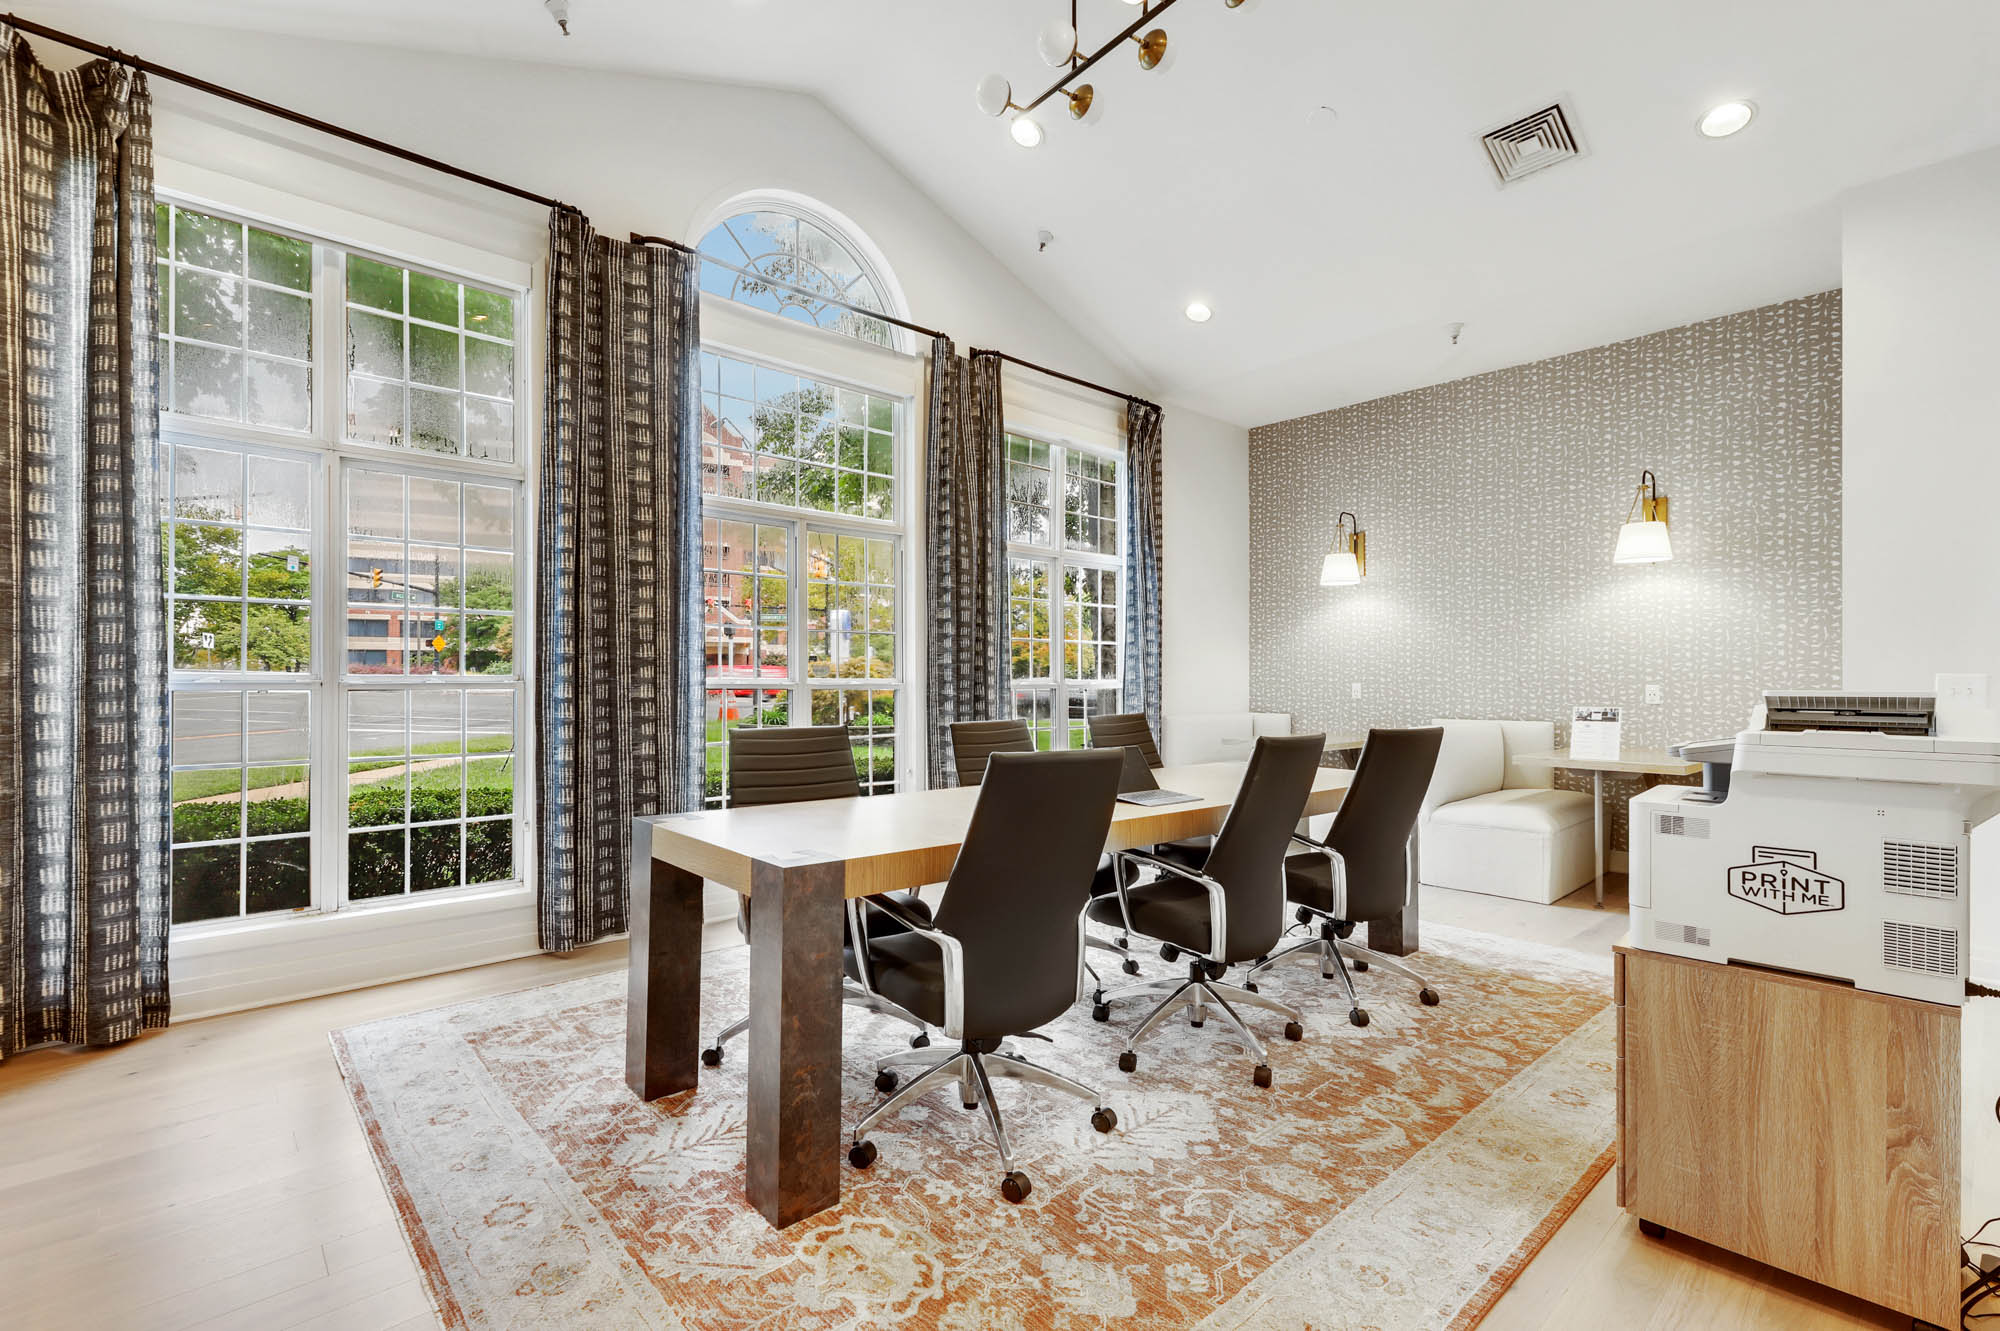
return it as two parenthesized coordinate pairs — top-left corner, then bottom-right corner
(1570, 705), (1623, 761)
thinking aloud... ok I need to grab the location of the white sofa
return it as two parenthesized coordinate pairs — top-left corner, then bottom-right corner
(1420, 719), (1595, 904)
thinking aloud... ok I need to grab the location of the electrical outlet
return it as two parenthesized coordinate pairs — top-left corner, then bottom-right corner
(1938, 673), (1990, 707)
(1350, 682), (1362, 701)
(1645, 684), (1663, 705)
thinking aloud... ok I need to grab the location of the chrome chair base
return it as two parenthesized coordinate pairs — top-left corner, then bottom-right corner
(702, 980), (928, 1066)
(1095, 965), (1302, 1085)
(1245, 930), (1440, 1026)
(850, 1042), (1116, 1202)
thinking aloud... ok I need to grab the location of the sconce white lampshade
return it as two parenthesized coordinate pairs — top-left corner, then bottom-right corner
(1613, 519), (1674, 564)
(1320, 549), (1362, 586)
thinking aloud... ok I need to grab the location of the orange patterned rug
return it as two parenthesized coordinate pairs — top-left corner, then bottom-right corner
(332, 924), (1616, 1330)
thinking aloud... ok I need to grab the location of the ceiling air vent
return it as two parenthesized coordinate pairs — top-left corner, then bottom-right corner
(1480, 101), (1583, 186)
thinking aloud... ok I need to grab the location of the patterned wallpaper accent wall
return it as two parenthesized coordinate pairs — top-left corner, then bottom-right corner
(1248, 291), (1842, 852)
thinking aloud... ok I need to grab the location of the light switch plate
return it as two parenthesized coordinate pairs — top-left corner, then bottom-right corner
(1645, 684), (1664, 705)
(1350, 682), (1363, 700)
(1938, 673), (1990, 707)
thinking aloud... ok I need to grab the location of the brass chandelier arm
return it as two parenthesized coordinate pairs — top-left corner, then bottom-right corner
(1018, 0), (1184, 116)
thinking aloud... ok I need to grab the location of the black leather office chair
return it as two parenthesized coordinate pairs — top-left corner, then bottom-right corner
(700, 726), (932, 1067)
(848, 748), (1125, 1203)
(948, 718), (1034, 787)
(1087, 733), (1326, 1087)
(1246, 727), (1444, 1027)
(1087, 712), (1164, 768)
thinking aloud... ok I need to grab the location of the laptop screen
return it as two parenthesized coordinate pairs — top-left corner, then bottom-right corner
(1115, 745), (1158, 794)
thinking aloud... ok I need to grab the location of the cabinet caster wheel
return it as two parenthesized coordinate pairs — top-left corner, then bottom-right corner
(1117, 1050), (1137, 1074)
(848, 1140), (877, 1169)
(1122, 958), (1141, 975)
(1000, 1171), (1032, 1204)
(700, 1046), (722, 1067)
(1419, 988), (1440, 1006)
(1349, 1008), (1370, 1027)
(909, 1031), (930, 1049)
(1090, 1107), (1117, 1134)
(1284, 1021), (1304, 1042)
(1243, 981), (1259, 993)
(1352, 959), (1369, 973)
(1159, 944), (1180, 962)
(1252, 1064), (1273, 1089)
(1638, 1218), (1666, 1240)
(874, 1069), (898, 1094)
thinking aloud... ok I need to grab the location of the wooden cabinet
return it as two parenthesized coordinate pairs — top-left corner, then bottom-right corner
(1614, 945), (1961, 1328)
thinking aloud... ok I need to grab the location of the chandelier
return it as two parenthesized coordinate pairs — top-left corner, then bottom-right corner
(975, 0), (1252, 148)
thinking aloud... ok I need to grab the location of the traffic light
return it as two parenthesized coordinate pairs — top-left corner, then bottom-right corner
(371, 567), (383, 588)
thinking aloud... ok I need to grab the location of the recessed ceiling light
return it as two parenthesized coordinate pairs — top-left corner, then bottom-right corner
(1010, 116), (1044, 148)
(1184, 301), (1213, 323)
(1698, 100), (1755, 138)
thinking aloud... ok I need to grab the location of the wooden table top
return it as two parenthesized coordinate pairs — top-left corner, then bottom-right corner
(645, 761), (1355, 899)
(1511, 748), (1702, 777)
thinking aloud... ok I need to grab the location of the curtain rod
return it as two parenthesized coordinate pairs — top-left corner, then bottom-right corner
(7, 13), (1151, 411)
(974, 349), (1158, 413)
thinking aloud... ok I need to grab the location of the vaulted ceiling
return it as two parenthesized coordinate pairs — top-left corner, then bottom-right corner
(57, 0), (2000, 426)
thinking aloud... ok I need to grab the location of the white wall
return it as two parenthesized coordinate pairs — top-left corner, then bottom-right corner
(1160, 409), (1252, 753)
(1840, 144), (2000, 1233)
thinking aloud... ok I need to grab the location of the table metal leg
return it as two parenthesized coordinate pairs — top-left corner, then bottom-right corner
(1367, 825), (1420, 957)
(1593, 771), (1606, 909)
(745, 856), (845, 1229)
(625, 819), (703, 1101)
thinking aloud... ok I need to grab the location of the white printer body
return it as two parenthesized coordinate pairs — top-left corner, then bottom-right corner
(1629, 692), (2000, 1006)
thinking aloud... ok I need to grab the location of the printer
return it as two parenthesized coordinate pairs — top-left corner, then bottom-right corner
(1629, 691), (2000, 1005)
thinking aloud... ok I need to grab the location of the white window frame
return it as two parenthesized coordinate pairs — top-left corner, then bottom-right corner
(159, 191), (533, 939)
(1003, 429), (1128, 750)
(698, 341), (917, 805)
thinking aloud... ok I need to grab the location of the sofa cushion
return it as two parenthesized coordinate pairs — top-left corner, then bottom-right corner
(1423, 720), (1506, 818)
(1427, 787), (1593, 834)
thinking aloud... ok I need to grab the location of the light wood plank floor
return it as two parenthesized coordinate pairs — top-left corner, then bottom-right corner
(0, 880), (1911, 1330)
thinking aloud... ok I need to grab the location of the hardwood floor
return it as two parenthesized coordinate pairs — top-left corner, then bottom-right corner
(0, 887), (1913, 1330)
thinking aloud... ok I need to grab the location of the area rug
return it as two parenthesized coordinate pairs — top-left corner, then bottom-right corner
(331, 924), (1616, 1330)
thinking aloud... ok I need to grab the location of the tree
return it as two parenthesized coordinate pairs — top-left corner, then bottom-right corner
(166, 514), (311, 671)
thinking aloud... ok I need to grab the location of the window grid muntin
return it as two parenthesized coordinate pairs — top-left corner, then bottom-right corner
(701, 351), (897, 522)
(697, 208), (897, 348)
(168, 687), (314, 924)
(157, 201), (316, 432)
(163, 441), (317, 677)
(344, 256), (518, 464)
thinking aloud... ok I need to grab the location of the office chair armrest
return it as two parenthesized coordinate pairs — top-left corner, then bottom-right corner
(1289, 831), (1331, 853)
(855, 894), (966, 1039)
(1113, 850), (1230, 967)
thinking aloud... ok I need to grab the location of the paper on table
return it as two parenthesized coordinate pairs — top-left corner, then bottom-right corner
(1570, 706), (1623, 761)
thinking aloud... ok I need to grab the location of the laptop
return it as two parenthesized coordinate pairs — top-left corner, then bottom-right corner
(1113, 746), (1199, 807)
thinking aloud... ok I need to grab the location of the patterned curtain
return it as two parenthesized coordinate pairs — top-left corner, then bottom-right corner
(0, 34), (169, 1058)
(536, 210), (704, 953)
(923, 338), (1006, 787)
(1123, 400), (1166, 738)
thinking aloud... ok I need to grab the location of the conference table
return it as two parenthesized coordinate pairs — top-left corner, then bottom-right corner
(624, 759), (1373, 1228)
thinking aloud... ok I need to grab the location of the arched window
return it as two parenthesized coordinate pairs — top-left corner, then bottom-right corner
(696, 199), (904, 349)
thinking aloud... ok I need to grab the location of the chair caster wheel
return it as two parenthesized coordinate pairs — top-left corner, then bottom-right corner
(1091, 1002), (1111, 1022)
(1638, 1218), (1666, 1240)
(1252, 1064), (1273, 1089)
(1159, 944), (1180, 962)
(1284, 1021), (1303, 1042)
(1122, 959), (1140, 975)
(1189, 1018), (1205, 1029)
(1243, 981), (1259, 993)
(1000, 1171), (1032, 1204)
(1090, 1107), (1117, 1134)
(963, 1100), (979, 1110)
(909, 1031), (930, 1048)
(700, 1046), (722, 1067)
(1117, 1050), (1137, 1074)
(1419, 988), (1440, 1006)
(1115, 936), (1129, 949)
(1349, 1008), (1370, 1027)
(848, 1140), (877, 1169)
(1352, 959), (1369, 973)
(874, 1069), (898, 1094)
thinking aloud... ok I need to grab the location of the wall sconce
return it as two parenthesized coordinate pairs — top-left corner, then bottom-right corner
(1613, 470), (1673, 564)
(1320, 511), (1366, 586)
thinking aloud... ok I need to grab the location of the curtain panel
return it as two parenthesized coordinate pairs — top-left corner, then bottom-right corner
(1123, 400), (1166, 739)
(536, 211), (704, 953)
(0, 34), (169, 1058)
(922, 338), (1006, 787)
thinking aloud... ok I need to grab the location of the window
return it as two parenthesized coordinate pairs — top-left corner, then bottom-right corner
(697, 205), (898, 348)
(160, 199), (527, 930)
(700, 349), (906, 805)
(1004, 433), (1125, 748)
